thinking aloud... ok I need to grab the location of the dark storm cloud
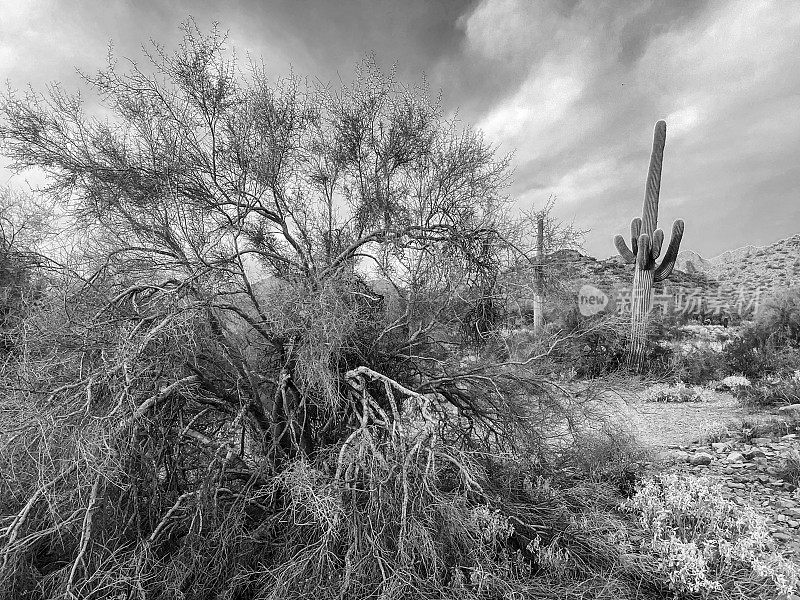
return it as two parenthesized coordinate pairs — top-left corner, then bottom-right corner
(2, 0), (799, 258)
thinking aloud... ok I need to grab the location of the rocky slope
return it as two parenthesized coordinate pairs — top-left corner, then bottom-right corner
(676, 234), (800, 292)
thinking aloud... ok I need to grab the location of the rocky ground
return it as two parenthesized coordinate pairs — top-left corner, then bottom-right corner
(608, 383), (800, 563)
(660, 429), (800, 561)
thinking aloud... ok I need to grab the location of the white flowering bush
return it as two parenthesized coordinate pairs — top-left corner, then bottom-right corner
(644, 383), (713, 403)
(719, 375), (752, 390)
(622, 473), (799, 598)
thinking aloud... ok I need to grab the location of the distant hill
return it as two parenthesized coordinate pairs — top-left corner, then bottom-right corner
(541, 249), (714, 294)
(676, 234), (800, 293)
(503, 234), (800, 319)
(500, 248), (717, 318)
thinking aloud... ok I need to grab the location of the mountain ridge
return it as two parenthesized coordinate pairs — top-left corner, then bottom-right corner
(673, 233), (800, 291)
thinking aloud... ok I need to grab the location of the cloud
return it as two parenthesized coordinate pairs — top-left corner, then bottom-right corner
(548, 158), (622, 205)
(457, 0), (800, 257)
(460, 0), (556, 62)
(477, 62), (584, 163)
(0, 0), (798, 260)
(664, 106), (701, 141)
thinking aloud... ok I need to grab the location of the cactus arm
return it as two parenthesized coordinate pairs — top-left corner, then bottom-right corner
(653, 219), (685, 282)
(651, 228), (664, 260)
(636, 233), (652, 270)
(615, 235), (636, 264)
(630, 218), (642, 255)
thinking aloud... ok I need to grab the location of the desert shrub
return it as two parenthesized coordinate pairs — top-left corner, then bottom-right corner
(557, 314), (673, 379)
(0, 354), (666, 599)
(778, 449), (800, 488)
(568, 318), (629, 378)
(721, 324), (784, 380)
(722, 289), (800, 380)
(671, 347), (724, 385)
(641, 340), (675, 376)
(0, 26), (681, 600)
(649, 313), (686, 343)
(556, 425), (650, 497)
(622, 473), (799, 598)
(643, 383), (712, 403)
(717, 374), (752, 392)
(756, 287), (800, 348)
(733, 377), (800, 408)
(736, 414), (800, 442)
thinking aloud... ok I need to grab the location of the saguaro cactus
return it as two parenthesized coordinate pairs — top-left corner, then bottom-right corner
(614, 120), (684, 370)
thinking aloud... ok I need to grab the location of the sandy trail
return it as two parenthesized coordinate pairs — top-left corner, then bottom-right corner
(603, 386), (751, 448)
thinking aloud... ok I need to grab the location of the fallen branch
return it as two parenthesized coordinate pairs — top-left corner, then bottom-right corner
(116, 375), (200, 432)
(65, 473), (104, 597)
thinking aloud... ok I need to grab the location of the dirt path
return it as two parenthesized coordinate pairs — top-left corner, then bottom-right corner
(611, 389), (749, 449)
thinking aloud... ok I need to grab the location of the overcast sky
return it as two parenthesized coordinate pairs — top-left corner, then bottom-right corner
(2, 0), (799, 259)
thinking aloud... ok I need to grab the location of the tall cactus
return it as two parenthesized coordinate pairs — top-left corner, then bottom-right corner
(614, 120), (684, 370)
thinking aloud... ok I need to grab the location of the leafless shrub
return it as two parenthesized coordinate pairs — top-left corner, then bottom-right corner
(0, 22), (667, 599)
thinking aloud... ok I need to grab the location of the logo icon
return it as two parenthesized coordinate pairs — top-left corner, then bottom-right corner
(578, 284), (609, 316)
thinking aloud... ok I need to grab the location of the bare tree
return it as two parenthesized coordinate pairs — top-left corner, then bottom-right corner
(0, 24), (612, 598)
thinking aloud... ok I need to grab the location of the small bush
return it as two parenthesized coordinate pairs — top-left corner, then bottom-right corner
(722, 290), (800, 381)
(562, 317), (673, 379)
(671, 348), (723, 385)
(717, 374), (752, 392)
(622, 473), (799, 598)
(557, 425), (650, 497)
(570, 327), (628, 378)
(643, 383), (712, 403)
(721, 325), (787, 380)
(733, 378), (800, 408)
(778, 449), (800, 488)
(756, 287), (800, 348)
(736, 414), (800, 441)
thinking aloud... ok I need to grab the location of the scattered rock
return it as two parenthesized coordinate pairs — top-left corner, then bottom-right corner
(689, 452), (714, 466)
(664, 450), (690, 463)
(660, 433), (800, 557)
(742, 448), (766, 460)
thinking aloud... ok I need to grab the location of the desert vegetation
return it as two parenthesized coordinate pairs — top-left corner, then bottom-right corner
(0, 23), (799, 600)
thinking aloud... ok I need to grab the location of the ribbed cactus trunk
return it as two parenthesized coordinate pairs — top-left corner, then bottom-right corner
(629, 268), (653, 371)
(614, 121), (685, 371)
